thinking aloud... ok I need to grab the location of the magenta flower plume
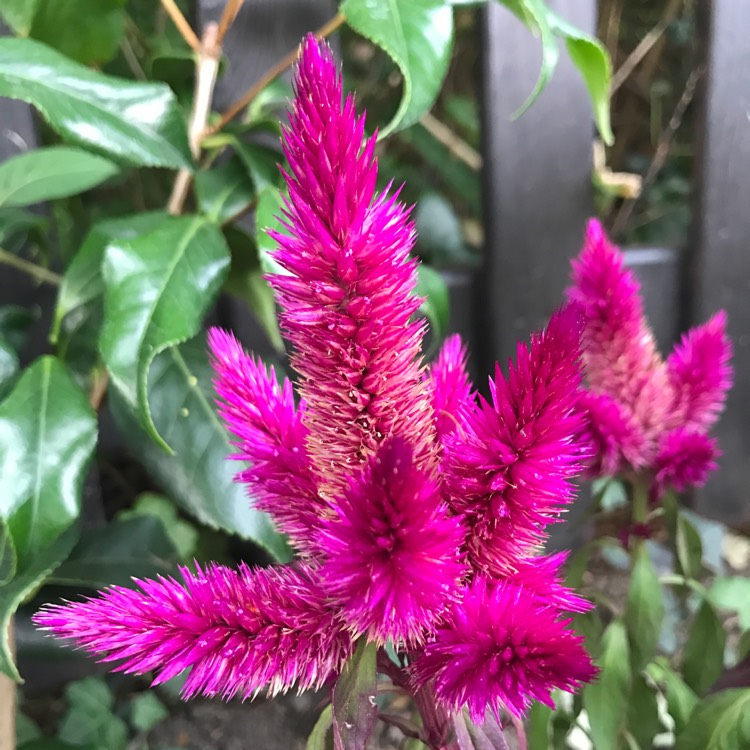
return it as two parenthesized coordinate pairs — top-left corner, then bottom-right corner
(654, 428), (719, 498)
(268, 36), (435, 494)
(208, 329), (324, 553)
(444, 306), (589, 574)
(568, 219), (733, 495)
(667, 311), (732, 433)
(508, 552), (593, 614)
(34, 563), (353, 699)
(319, 437), (465, 645)
(36, 37), (597, 726)
(428, 333), (474, 442)
(411, 577), (597, 720)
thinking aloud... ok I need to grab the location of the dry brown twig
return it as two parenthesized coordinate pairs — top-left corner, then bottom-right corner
(216, 0), (245, 45)
(159, 0), (201, 53)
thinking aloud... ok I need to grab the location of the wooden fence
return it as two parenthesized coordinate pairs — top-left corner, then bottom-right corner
(2, 0), (748, 526)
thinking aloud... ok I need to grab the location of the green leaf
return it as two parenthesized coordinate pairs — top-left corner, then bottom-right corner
(100, 215), (230, 451)
(340, 0), (454, 137)
(307, 705), (333, 750)
(28, 0), (126, 66)
(0, 357), (97, 568)
(583, 620), (631, 750)
(625, 543), (664, 669)
(255, 187), (289, 276)
(0, 38), (192, 168)
(16, 711), (42, 745)
(52, 212), (168, 343)
(0, 517), (16, 586)
(195, 158), (255, 224)
(709, 577), (750, 631)
(647, 659), (698, 735)
(0, 146), (119, 208)
(674, 688), (750, 750)
(0, 525), (79, 681)
(415, 264), (450, 344)
(332, 640), (378, 750)
(0, 208), (47, 252)
(0, 338), (19, 401)
(130, 692), (169, 733)
(527, 703), (552, 750)
(676, 512), (703, 580)
(0, 0), (40, 34)
(233, 140), (282, 193)
(682, 599), (726, 696)
(58, 677), (128, 750)
(415, 192), (468, 267)
(109, 336), (289, 562)
(48, 516), (179, 589)
(626, 672), (661, 750)
(495, 0), (613, 145)
(118, 493), (199, 562)
(0, 305), (37, 353)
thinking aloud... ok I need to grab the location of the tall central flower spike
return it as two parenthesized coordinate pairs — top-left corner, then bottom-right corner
(568, 219), (732, 497)
(34, 36), (596, 725)
(268, 36), (436, 496)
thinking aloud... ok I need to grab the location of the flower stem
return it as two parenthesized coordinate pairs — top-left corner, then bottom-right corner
(0, 247), (61, 286)
(631, 478), (650, 525)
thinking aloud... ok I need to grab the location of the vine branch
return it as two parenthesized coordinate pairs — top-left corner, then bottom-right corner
(160, 0), (201, 53)
(0, 247), (61, 286)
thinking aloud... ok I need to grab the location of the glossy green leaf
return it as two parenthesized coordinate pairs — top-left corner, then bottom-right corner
(332, 640), (378, 750)
(583, 620), (631, 750)
(682, 599), (726, 696)
(52, 212), (167, 343)
(674, 688), (750, 750)
(625, 543), (664, 669)
(709, 577), (750, 631)
(255, 187), (289, 275)
(415, 264), (450, 344)
(340, 0), (454, 137)
(48, 516), (179, 589)
(0, 525), (78, 681)
(119, 493), (199, 563)
(100, 216), (230, 451)
(109, 336), (289, 561)
(0, 146), (119, 208)
(0, 38), (192, 168)
(0, 207), (47, 251)
(676, 512), (703, 580)
(0, 305), (36, 353)
(0, 338), (19, 400)
(415, 192), (468, 267)
(28, 0), (126, 66)
(0, 357), (97, 568)
(647, 659), (698, 735)
(307, 705), (333, 750)
(496, 0), (613, 144)
(233, 140), (282, 193)
(626, 673), (661, 750)
(0, 517), (16, 586)
(0, 0), (40, 34)
(195, 158), (255, 223)
(59, 677), (128, 750)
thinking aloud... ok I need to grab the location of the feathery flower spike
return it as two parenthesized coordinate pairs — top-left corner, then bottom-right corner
(410, 577), (597, 721)
(34, 563), (353, 699)
(208, 328), (323, 553)
(568, 219), (732, 495)
(428, 333), (474, 443)
(443, 306), (589, 574)
(319, 437), (465, 645)
(268, 36), (436, 495)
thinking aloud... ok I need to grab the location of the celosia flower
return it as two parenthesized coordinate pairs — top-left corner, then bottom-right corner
(568, 219), (732, 496)
(36, 563), (353, 699)
(319, 437), (465, 645)
(428, 334), (474, 442)
(36, 36), (595, 722)
(443, 306), (589, 574)
(410, 577), (597, 720)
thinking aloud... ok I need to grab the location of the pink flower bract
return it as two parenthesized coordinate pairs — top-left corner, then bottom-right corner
(319, 437), (465, 645)
(411, 577), (596, 720)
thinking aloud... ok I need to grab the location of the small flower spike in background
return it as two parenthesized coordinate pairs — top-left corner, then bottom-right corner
(35, 36), (595, 750)
(569, 218), (732, 505)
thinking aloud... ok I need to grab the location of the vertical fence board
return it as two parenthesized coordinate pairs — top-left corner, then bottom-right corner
(477, 0), (595, 376)
(689, 1), (750, 525)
